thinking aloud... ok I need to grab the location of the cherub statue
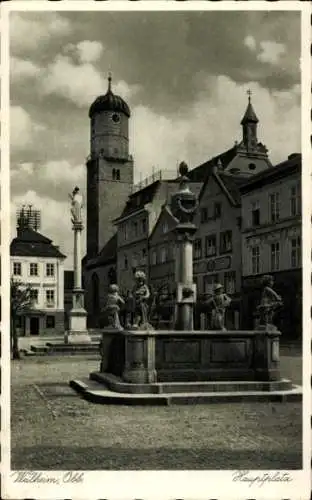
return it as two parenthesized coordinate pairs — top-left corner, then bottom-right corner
(206, 283), (231, 331)
(69, 186), (83, 224)
(132, 270), (151, 329)
(104, 284), (125, 330)
(257, 275), (283, 326)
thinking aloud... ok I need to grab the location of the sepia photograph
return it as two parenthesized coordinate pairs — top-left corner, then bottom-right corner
(1, 1), (311, 499)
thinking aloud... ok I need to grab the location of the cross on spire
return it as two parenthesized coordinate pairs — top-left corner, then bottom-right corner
(247, 89), (252, 102)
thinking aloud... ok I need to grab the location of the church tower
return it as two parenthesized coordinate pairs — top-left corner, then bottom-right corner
(86, 75), (134, 258)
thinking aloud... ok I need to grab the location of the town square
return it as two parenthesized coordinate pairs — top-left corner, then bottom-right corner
(1, 3), (310, 499)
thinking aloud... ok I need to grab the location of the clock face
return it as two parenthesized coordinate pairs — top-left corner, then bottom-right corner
(112, 113), (120, 123)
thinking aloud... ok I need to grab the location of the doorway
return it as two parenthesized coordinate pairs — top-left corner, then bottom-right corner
(30, 317), (40, 336)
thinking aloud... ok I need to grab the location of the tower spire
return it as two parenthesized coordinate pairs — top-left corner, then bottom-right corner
(241, 90), (259, 151)
(108, 72), (112, 93)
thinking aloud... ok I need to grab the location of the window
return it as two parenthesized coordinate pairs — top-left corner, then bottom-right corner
(132, 253), (138, 269)
(200, 207), (208, 223)
(142, 248), (147, 264)
(291, 236), (301, 268)
(30, 289), (38, 304)
(270, 242), (280, 272)
(290, 184), (301, 216)
(124, 255), (128, 269)
(251, 246), (260, 275)
(133, 222), (138, 237)
(205, 235), (216, 257)
(116, 169), (120, 181)
(214, 202), (222, 219)
(194, 239), (202, 260)
(162, 221), (169, 233)
(112, 168), (116, 180)
(224, 271), (236, 295)
(151, 250), (157, 266)
(46, 263), (55, 277)
(203, 274), (219, 294)
(124, 224), (128, 241)
(46, 290), (55, 306)
(220, 231), (232, 254)
(13, 262), (21, 276)
(270, 193), (280, 222)
(30, 263), (38, 276)
(160, 247), (167, 264)
(46, 315), (55, 328)
(141, 218), (147, 234)
(248, 163), (256, 171)
(251, 201), (260, 226)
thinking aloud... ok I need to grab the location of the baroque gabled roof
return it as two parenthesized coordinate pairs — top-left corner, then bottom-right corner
(10, 228), (66, 259)
(187, 146), (238, 182)
(239, 153), (301, 194)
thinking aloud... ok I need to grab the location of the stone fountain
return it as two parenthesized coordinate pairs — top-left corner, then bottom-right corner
(70, 164), (301, 404)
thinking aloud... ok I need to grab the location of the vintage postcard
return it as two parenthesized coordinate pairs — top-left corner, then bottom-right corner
(1, 1), (311, 499)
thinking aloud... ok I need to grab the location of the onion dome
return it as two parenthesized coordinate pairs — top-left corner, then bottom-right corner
(89, 74), (131, 118)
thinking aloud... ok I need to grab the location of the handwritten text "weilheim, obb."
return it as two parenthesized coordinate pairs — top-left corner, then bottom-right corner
(11, 471), (84, 485)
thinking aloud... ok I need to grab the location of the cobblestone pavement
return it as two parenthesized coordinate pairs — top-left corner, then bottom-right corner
(10, 355), (302, 470)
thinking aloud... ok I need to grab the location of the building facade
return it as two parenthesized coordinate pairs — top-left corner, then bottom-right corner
(240, 153), (302, 338)
(10, 227), (66, 336)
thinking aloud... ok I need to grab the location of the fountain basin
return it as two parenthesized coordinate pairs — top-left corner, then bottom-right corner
(97, 327), (281, 385)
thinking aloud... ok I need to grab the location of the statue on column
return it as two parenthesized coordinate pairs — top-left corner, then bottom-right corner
(206, 283), (231, 330)
(257, 275), (283, 327)
(132, 271), (153, 330)
(69, 186), (83, 225)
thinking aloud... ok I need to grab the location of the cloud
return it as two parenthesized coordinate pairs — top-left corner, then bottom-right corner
(10, 57), (41, 82)
(244, 35), (257, 52)
(130, 76), (300, 182)
(40, 55), (105, 107)
(10, 12), (72, 54)
(257, 41), (286, 65)
(65, 40), (104, 64)
(39, 54), (140, 108)
(10, 106), (46, 152)
(10, 106), (33, 149)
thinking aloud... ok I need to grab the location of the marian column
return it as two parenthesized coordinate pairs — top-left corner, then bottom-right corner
(67, 187), (91, 343)
(170, 162), (198, 331)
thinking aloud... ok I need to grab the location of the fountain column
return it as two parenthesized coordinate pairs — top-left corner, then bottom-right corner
(171, 162), (198, 331)
(67, 187), (90, 344)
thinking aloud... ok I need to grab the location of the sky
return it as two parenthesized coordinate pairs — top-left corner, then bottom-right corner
(9, 9), (301, 269)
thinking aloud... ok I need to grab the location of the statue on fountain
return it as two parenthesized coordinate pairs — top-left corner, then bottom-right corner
(104, 284), (125, 330)
(257, 275), (283, 328)
(132, 271), (153, 330)
(206, 283), (231, 331)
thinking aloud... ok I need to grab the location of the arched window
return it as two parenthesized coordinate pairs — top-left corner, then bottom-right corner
(116, 169), (120, 180)
(91, 273), (100, 315)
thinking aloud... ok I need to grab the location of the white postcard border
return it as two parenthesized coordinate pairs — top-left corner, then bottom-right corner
(1, 1), (311, 499)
